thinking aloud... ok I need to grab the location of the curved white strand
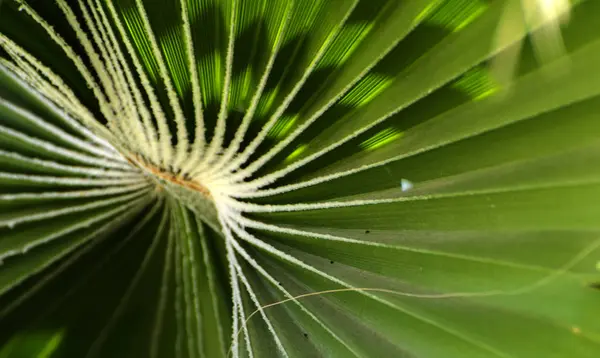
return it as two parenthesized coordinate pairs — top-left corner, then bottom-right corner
(221, 211), (512, 358)
(231, 250), (288, 358)
(220, 206), (362, 357)
(224, 225), (361, 358)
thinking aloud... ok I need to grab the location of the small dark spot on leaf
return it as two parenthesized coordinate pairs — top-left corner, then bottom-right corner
(278, 282), (282, 286)
(303, 333), (308, 338)
(365, 230), (370, 234)
(330, 260), (334, 264)
(589, 282), (600, 290)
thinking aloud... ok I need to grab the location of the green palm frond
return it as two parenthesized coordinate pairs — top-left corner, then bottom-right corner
(1, 0), (599, 357)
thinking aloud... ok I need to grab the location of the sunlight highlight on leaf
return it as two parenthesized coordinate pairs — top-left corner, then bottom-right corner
(121, 5), (160, 82)
(338, 73), (393, 108)
(0, 329), (65, 358)
(359, 128), (403, 151)
(425, 0), (488, 32)
(491, 0), (573, 89)
(452, 65), (499, 101)
(159, 26), (191, 98)
(317, 22), (374, 68)
(284, 144), (308, 163)
(267, 115), (297, 139)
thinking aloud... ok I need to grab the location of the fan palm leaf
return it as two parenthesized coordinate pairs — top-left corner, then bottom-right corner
(1, 0), (599, 357)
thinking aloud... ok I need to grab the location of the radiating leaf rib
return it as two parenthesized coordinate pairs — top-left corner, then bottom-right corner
(172, 223), (189, 358)
(53, 0), (123, 121)
(0, 64), (120, 156)
(88, 216), (171, 358)
(333, 143), (600, 204)
(254, 246), (600, 358)
(89, 0), (160, 162)
(105, 0), (173, 166)
(235, 272), (281, 358)
(309, 36), (600, 181)
(247, 120), (600, 206)
(231, 250), (289, 358)
(233, 214), (598, 276)
(0, 194), (152, 262)
(179, 0), (207, 164)
(279, 0), (511, 160)
(198, 0), (238, 171)
(71, 0), (130, 121)
(238, 55), (600, 200)
(213, 0), (359, 179)
(227, 0), (267, 111)
(227, 235), (361, 358)
(0, 184), (149, 201)
(131, 0), (190, 166)
(0, 218), (108, 297)
(0, 172), (144, 190)
(76, 0), (152, 155)
(0, 36), (89, 119)
(251, 255), (413, 358)
(0, 187), (150, 228)
(251, 222), (597, 295)
(84, 207), (169, 358)
(158, 21), (192, 101)
(226, 0), (577, 194)
(12, 1), (119, 133)
(202, 0), (294, 178)
(0, 198), (156, 298)
(246, 95), (600, 205)
(0, 124), (128, 171)
(218, 220), (248, 358)
(0, 150), (139, 178)
(0, 99), (131, 169)
(177, 224), (197, 358)
(232, 264), (256, 358)
(172, 203), (203, 358)
(226, 243), (241, 357)
(256, 182), (600, 232)
(0, 195), (157, 318)
(223, 213), (513, 358)
(0, 199), (167, 358)
(151, 218), (176, 358)
(194, 216), (229, 358)
(218, 0), (436, 180)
